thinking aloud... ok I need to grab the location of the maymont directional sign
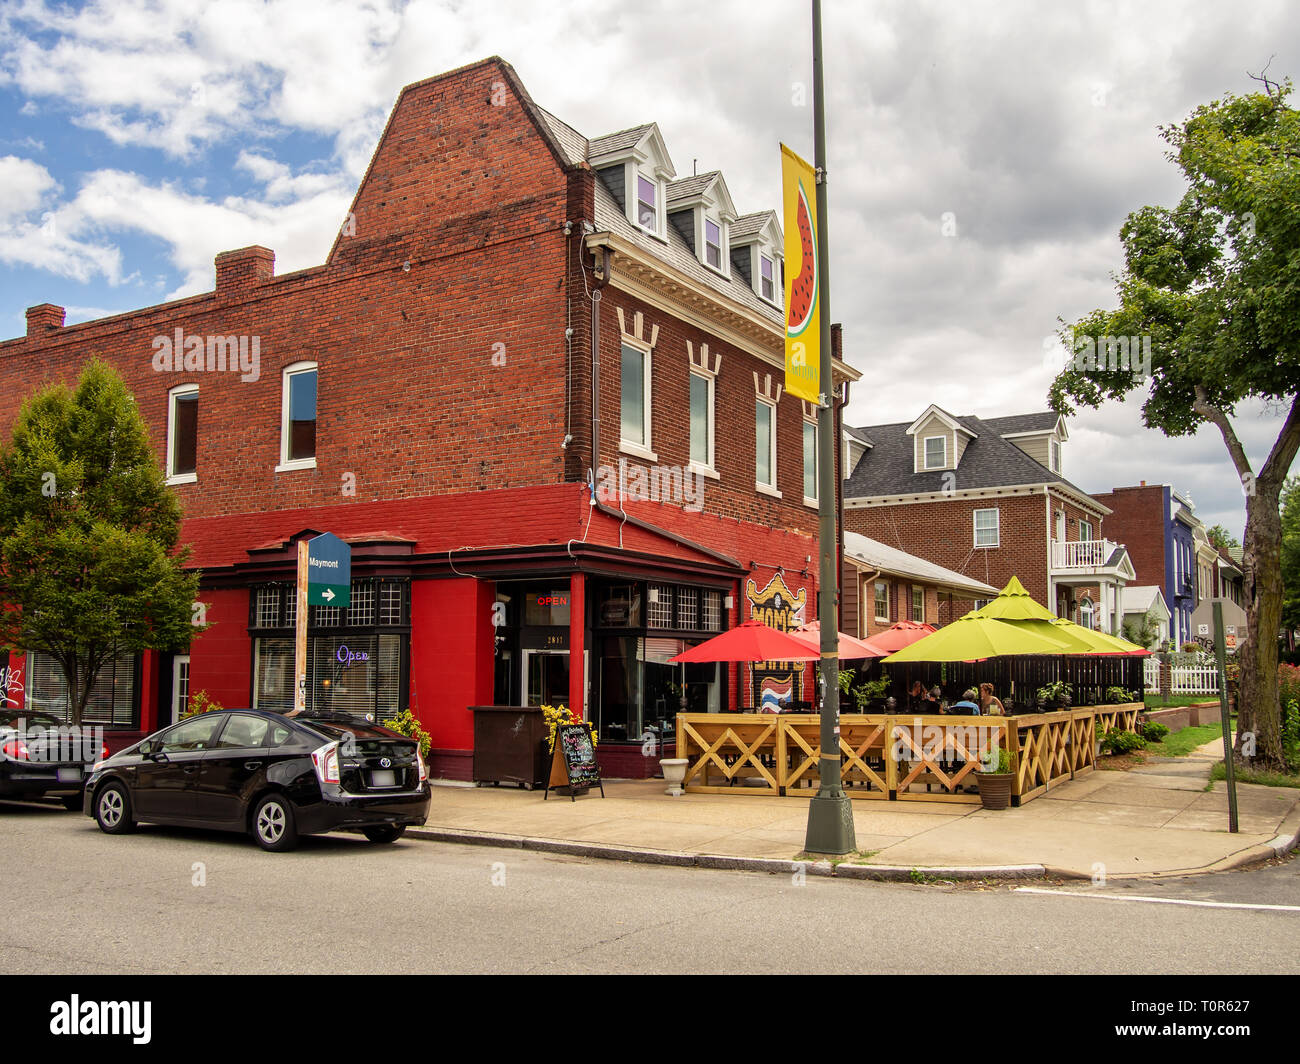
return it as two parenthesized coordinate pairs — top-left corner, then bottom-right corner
(306, 532), (351, 607)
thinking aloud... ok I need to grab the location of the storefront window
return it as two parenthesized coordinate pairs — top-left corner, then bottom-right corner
(524, 589), (571, 627)
(249, 578), (409, 723)
(597, 584), (641, 627)
(23, 650), (139, 726)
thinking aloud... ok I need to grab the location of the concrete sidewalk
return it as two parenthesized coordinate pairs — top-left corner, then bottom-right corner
(412, 746), (1300, 880)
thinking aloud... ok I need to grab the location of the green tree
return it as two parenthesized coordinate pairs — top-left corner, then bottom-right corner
(1282, 477), (1300, 640)
(0, 360), (204, 724)
(1206, 524), (1240, 552)
(1050, 79), (1300, 771)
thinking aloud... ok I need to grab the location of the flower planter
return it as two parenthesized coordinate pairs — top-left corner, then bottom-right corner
(660, 758), (688, 796)
(973, 771), (1014, 810)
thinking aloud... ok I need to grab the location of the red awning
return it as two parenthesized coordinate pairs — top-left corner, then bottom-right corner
(669, 619), (821, 663)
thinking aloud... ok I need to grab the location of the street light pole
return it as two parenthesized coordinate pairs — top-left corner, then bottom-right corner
(803, 0), (857, 856)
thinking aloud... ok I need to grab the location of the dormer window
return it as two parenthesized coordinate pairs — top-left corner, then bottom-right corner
(924, 436), (946, 469)
(637, 174), (658, 232)
(705, 219), (723, 270)
(759, 253), (776, 302)
(1051, 439), (1061, 473)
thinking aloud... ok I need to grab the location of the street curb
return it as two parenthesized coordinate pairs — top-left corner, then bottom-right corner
(406, 826), (1048, 881)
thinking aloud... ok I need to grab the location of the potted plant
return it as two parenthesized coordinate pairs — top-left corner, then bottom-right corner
(1104, 685), (1130, 706)
(1035, 680), (1072, 710)
(973, 744), (1014, 810)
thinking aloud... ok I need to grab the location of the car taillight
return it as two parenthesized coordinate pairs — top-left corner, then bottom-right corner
(311, 741), (340, 785)
(101, 744), (109, 761)
(416, 747), (428, 783)
(2, 740), (29, 761)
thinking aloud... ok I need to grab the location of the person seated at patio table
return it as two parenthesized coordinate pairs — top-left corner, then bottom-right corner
(950, 688), (981, 714)
(907, 680), (929, 709)
(978, 682), (1007, 716)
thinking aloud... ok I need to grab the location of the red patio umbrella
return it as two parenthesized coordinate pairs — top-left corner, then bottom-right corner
(866, 620), (937, 654)
(790, 620), (886, 660)
(669, 619), (821, 663)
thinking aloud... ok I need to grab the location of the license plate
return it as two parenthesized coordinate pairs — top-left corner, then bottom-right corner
(369, 769), (397, 789)
(56, 768), (81, 783)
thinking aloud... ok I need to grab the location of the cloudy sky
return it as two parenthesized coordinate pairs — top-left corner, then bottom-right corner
(2, 0), (1296, 539)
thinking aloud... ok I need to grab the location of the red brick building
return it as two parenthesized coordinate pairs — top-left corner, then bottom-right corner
(841, 406), (1135, 631)
(0, 57), (859, 778)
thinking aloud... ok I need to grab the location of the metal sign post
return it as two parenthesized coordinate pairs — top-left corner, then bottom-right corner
(293, 540), (309, 717)
(802, 0), (856, 855)
(1212, 601), (1239, 833)
(291, 534), (352, 718)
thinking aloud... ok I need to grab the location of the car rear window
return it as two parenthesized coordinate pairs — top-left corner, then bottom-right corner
(0, 710), (62, 729)
(303, 721), (401, 742)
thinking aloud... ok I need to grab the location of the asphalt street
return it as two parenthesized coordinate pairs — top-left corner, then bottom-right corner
(3, 798), (1298, 975)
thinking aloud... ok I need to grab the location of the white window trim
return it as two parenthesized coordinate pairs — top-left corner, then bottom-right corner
(1051, 439), (1061, 473)
(757, 250), (780, 306)
(974, 507), (1000, 548)
(923, 435), (947, 470)
(874, 580), (889, 623)
(619, 338), (656, 462)
(165, 382), (199, 485)
(755, 396), (779, 496)
(688, 368), (716, 474)
(802, 417), (818, 509)
(700, 214), (729, 277)
(911, 585), (925, 623)
(1079, 518), (1092, 541)
(632, 167), (665, 241)
(276, 360), (318, 473)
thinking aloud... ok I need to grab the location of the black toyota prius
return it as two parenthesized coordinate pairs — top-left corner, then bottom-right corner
(83, 709), (430, 851)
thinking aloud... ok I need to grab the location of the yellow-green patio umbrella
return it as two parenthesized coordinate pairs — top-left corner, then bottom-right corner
(881, 612), (1072, 663)
(972, 576), (1057, 621)
(1051, 620), (1150, 655)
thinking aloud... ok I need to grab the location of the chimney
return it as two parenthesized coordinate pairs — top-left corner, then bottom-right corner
(831, 322), (843, 363)
(26, 303), (65, 338)
(215, 246), (275, 299)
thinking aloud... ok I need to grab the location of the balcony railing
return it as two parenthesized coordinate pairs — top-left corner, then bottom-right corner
(1051, 538), (1118, 570)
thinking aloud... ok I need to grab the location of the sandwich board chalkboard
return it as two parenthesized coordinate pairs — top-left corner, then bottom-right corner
(544, 722), (605, 801)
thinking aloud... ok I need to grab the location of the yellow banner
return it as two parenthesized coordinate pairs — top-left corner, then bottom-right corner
(781, 144), (820, 403)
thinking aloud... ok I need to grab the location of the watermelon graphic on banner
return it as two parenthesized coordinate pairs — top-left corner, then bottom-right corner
(781, 144), (820, 403)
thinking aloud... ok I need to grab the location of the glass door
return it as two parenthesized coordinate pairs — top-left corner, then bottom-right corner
(522, 650), (570, 708)
(171, 655), (190, 722)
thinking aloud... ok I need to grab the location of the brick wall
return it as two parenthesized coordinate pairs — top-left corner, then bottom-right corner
(1092, 484), (1166, 587)
(845, 491), (1047, 614)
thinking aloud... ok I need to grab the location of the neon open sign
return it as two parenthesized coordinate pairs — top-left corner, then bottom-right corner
(337, 645), (370, 666)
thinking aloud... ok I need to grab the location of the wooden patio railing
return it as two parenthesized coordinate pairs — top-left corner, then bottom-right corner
(675, 704), (1141, 805)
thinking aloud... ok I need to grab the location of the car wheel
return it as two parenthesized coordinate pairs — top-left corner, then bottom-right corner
(94, 782), (136, 834)
(60, 794), (82, 812)
(251, 794), (298, 852)
(361, 824), (406, 844)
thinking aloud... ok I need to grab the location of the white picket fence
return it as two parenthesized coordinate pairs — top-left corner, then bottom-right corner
(1143, 658), (1220, 695)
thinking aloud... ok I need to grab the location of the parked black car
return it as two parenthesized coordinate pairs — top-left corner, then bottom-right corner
(1, 709), (106, 809)
(84, 709), (430, 851)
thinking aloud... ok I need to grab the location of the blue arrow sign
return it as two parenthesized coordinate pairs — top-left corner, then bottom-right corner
(306, 533), (351, 607)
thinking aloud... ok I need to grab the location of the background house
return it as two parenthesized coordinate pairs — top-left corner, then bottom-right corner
(1120, 585), (1171, 649)
(840, 531), (998, 636)
(1093, 482), (1213, 648)
(841, 406), (1134, 631)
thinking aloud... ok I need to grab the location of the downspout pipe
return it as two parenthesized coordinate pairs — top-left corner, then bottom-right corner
(590, 245), (613, 482)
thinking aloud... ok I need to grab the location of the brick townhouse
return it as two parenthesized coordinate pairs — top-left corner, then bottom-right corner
(841, 405), (1135, 631)
(0, 56), (860, 778)
(1092, 482), (1211, 649)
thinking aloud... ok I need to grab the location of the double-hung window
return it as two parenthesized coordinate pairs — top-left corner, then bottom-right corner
(636, 175), (658, 233)
(755, 398), (777, 493)
(974, 507), (1000, 548)
(802, 419), (818, 505)
(759, 253), (777, 303)
(704, 218), (723, 270)
(1078, 518), (1092, 541)
(166, 383), (199, 484)
(874, 581), (889, 623)
(911, 586), (925, 623)
(620, 342), (653, 457)
(689, 370), (714, 471)
(279, 362), (317, 470)
(924, 435), (946, 469)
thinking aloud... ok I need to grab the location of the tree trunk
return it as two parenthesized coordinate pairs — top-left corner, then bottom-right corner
(1237, 488), (1286, 770)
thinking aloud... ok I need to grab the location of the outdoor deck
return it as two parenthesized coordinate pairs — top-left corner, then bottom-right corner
(674, 705), (1142, 805)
